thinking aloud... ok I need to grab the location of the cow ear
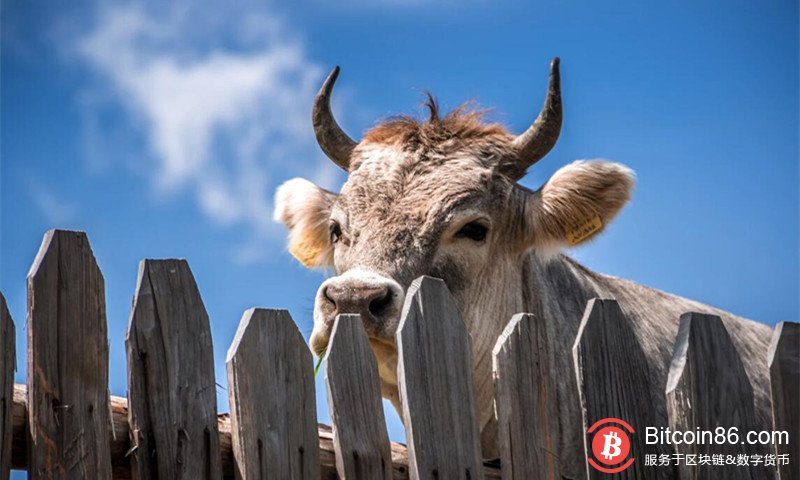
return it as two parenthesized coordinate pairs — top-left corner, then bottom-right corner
(274, 178), (337, 268)
(525, 160), (635, 255)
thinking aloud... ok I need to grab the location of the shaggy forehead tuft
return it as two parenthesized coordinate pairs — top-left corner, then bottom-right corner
(362, 100), (513, 149)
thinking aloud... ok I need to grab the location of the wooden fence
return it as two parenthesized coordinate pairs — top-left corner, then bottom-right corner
(0, 229), (797, 479)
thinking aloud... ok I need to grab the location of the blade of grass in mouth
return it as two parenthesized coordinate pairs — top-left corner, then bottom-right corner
(314, 349), (326, 377)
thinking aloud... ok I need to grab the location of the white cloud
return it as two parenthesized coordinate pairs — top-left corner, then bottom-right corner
(73, 2), (345, 263)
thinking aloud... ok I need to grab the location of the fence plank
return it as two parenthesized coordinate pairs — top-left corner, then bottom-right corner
(13, 382), (469, 479)
(396, 276), (482, 480)
(325, 314), (392, 479)
(0, 293), (14, 480)
(226, 308), (320, 479)
(767, 321), (799, 480)
(126, 259), (221, 480)
(492, 313), (561, 480)
(26, 230), (112, 479)
(573, 298), (674, 479)
(666, 312), (769, 480)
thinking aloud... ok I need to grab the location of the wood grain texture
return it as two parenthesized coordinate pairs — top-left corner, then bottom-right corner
(396, 276), (482, 480)
(666, 312), (768, 480)
(0, 293), (14, 480)
(573, 298), (674, 480)
(9, 385), (26, 473)
(492, 313), (563, 480)
(325, 314), (392, 479)
(767, 321), (799, 480)
(9, 383), (501, 479)
(226, 308), (320, 480)
(126, 259), (221, 480)
(27, 230), (112, 479)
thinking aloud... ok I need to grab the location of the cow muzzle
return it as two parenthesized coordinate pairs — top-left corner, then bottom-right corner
(310, 269), (404, 357)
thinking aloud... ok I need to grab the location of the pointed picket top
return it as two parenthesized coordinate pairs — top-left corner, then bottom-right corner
(27, 230), (112, 479)
(126, 259), (221, 480)
(325, 314), (392, 479)
(666, 312), (768, 480)
(397, 276), (482, 480)
(574, 298), (674, 480)
(493, 313), (562, 480)
(226, 308), (320, 480)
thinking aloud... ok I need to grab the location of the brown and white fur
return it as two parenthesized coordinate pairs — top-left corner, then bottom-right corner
(274, 99), (771, 471)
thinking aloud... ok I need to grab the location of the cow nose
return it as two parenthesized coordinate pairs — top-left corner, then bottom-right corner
(324, 283), (392, 318)
(314, 271), (404, 343)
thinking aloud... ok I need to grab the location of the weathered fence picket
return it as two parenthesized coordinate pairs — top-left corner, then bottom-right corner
(397, 276), (483, 480)
(9, 381), (423, 479)
(767, 321), (799, 480)
(126, 259), (222, 480)
(226, 308), (320, 480)
(0, 293), (14, 480)
(325, 314), (392, 479)
(2, 229), (795, 480)
(27, 230), (113, 479)
(573, 298), (674, 480)
(665, 312), (768, 480)
(492, 313), (562, 480)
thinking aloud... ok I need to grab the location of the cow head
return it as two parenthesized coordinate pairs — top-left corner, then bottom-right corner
(274, 59), (634, 414)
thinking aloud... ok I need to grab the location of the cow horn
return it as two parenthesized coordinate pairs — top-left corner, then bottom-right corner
(510, 57), (563, 179)
(313, 66), (357, 171)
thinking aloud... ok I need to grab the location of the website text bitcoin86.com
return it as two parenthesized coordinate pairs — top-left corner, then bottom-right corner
(646, 427), (789, 446)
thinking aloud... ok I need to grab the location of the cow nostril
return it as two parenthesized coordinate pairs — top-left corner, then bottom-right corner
(368, 290), (393, 317)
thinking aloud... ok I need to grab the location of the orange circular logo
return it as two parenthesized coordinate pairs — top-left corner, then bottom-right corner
(587, 418), (635, 473)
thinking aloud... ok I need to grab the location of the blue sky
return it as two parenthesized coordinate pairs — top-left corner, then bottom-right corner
(2, 0), (798, 457)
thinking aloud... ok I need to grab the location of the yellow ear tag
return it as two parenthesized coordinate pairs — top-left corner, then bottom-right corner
(566, 215), (603, 246)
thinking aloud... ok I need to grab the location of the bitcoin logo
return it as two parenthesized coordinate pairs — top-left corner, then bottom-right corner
(601, 430), (623, 460)
(588, 418), (635, 473)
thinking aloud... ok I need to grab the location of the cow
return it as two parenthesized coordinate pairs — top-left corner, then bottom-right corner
(273, 59), (772, 472)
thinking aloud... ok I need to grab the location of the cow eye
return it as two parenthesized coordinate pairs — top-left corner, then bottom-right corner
(455, 221), (488, 242)
(329, 221), (342, 244)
